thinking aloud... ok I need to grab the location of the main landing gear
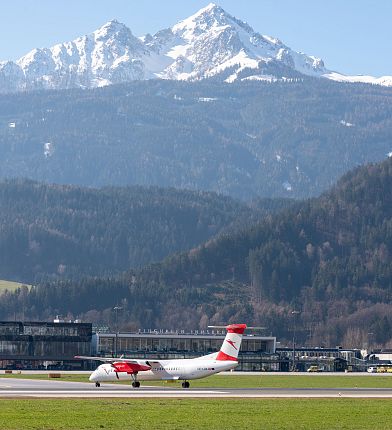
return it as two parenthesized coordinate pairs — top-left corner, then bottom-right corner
(181, 381), (190, 389)
(131, 373), (140, 388)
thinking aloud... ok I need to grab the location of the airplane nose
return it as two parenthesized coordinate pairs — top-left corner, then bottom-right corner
(89, 372), (97, 382)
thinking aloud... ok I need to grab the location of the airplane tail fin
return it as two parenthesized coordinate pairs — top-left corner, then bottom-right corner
(214, 324), (247, 361)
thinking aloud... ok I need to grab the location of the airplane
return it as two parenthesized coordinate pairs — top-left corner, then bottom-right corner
(75, 323), (247, 388)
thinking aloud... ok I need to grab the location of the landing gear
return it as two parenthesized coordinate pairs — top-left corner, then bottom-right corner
(181, 381), (190, 389)
(131, 373), (140, 388)
(95, 382), (101, 388)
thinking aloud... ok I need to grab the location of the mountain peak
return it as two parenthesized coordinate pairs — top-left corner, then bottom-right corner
(94, 19), (132, 40)
(189, 2), (225, 18)
(172, 3), (254, 43)
(173, 3), (231, 30)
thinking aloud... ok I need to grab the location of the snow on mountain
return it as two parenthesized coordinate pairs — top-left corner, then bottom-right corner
(13, 19), (148, 90)
(0, 61), (25, 92)
(0, 3), (391, 92)
(324, 71), (392, 86)
(143, 3), (329, 82)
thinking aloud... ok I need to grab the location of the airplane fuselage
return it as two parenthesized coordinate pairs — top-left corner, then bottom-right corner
(89, 358), (238, 383)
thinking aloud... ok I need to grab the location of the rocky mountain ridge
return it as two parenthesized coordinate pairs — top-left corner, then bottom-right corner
(1, 3), (391, 92)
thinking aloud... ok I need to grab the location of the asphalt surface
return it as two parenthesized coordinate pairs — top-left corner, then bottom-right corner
(1, 378), (392, 398)
(3, 370), (392, 376)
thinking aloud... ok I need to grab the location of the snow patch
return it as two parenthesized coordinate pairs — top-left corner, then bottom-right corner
(241, 74), (277, 82)
(198, 97), (218, 102)
(44, 142), (54, 158)
(340, 120), (354, 127)
(324, 72), (392, 87)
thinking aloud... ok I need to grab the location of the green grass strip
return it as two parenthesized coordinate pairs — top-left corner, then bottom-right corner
(0, 398), (391, 430)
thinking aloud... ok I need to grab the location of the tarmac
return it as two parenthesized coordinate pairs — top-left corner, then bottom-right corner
(1, 378), (392, 398)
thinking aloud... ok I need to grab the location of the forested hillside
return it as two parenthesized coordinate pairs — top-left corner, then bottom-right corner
(1, 79), (392, 198)
(0, 179), (287, 282)
(2, 158), (392, 346)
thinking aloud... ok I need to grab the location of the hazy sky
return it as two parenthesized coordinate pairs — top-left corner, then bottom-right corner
(1, 0), (391, 77)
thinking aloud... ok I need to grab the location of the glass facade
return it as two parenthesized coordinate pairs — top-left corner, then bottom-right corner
(0, 321), (92, 360)
(98, 334), (275, 356)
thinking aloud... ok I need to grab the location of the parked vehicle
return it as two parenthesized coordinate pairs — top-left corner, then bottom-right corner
(307, 365), (322, 372)
(376, 365), (392, 373)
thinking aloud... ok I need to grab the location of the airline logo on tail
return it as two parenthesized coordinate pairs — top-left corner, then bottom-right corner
(226, 339), (238, 350)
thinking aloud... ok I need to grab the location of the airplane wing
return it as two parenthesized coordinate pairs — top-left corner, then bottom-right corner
(75, 356), (151, 373)
(74, 355), (140, 364)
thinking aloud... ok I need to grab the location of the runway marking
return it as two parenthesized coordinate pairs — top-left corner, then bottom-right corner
(2, 390), (392, 398)
(3, 379), (392, 398)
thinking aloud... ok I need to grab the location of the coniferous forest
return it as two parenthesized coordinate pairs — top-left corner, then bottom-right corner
(2, 157), (392, 346)
(0, 179), (291, 282)
(1, 78), (392, 199)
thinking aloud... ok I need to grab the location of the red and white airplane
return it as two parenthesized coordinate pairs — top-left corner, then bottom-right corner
(76, 323), (246, 388)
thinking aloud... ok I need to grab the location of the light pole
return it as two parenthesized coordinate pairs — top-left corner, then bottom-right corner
(291, 310), (301, 371)
(367, 332), (374, 354)
(113, 306), (123, 357)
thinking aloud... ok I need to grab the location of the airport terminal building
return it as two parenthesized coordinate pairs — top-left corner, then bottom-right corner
(0, 321), (278, 371)
(0, 321), (92, 370)
(0, 320), (365, 371)
(94, 330), (278, 371)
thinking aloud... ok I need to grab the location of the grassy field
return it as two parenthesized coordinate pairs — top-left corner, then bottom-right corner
(0, 398), (391, 430)
(0, 279), (30, 294)
(2, 373), (392, 388)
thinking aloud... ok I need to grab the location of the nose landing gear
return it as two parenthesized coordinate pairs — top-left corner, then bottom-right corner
(95, 382), (101, 387)
(181, 381), (190, 388)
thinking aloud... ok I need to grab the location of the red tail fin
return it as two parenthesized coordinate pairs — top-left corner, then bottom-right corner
(216, 324), (246, 361)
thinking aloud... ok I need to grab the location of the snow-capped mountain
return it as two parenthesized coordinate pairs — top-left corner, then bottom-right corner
(149, 4), (329, 82)
(0, 3), (391, 92)
(6, 20), (149, 91)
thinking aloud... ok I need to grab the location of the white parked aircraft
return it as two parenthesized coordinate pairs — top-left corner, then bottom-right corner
(76, 323), (247, 388)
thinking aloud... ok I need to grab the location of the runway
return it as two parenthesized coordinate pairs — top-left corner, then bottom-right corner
(2, 378), (392, 398)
